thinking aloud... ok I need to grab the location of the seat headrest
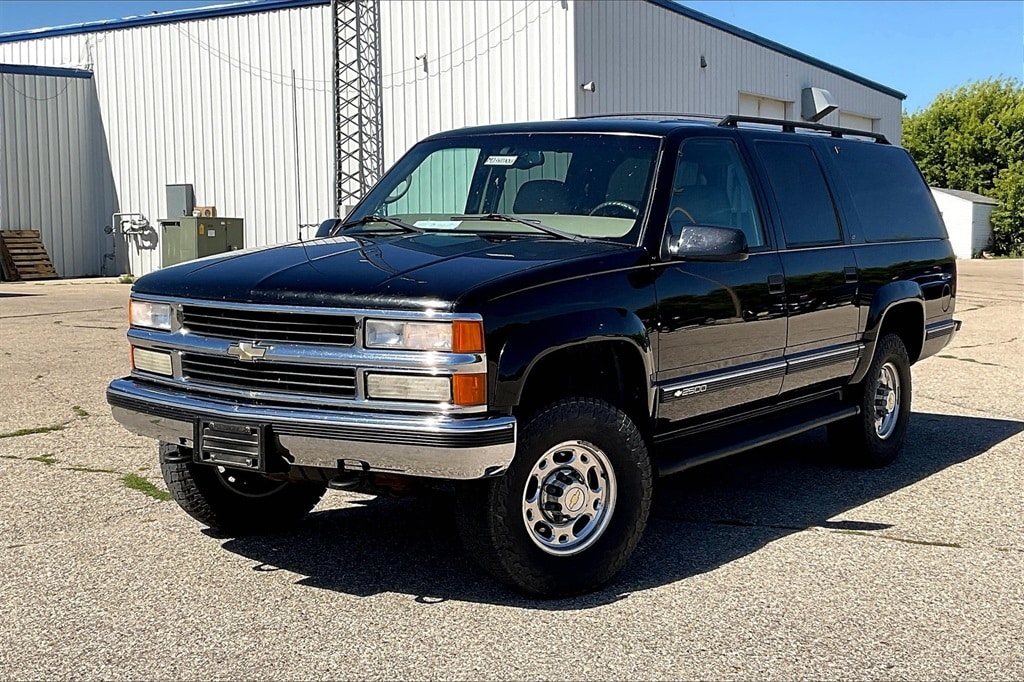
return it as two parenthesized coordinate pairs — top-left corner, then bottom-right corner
(512, 179), (570, 214)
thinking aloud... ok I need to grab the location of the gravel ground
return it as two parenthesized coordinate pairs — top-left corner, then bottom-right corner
(1, 260), (1021, 680)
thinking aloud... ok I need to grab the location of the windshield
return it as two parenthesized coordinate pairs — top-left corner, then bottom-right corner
(347, 133), (662, 243)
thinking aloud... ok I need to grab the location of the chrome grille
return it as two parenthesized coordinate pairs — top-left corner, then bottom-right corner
(182, 353), (356, 399)
(181, 304), (357, 346)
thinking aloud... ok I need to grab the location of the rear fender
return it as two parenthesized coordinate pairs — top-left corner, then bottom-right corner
(850, 281), (925, 384)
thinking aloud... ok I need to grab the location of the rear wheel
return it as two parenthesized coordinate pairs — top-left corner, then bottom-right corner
(456, 398), (652, 597)
(159, 443), (327, 534)
(829, 333), (912, 467)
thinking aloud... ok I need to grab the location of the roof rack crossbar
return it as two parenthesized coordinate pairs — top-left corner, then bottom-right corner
(717, 115), (890, 144)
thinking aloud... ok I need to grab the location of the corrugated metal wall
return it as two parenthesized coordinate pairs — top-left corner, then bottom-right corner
(379, 0), (575, 166)
(573, 0), (903, 143)
(0, 0), (904, 277)
(0, 71), (115, 277)
(0, 3), (336, 276)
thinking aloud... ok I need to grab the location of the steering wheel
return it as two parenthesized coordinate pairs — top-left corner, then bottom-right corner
(588, 200), (639, 217)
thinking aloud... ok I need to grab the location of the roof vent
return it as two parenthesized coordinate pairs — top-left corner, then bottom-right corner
(801, 87), (838, 122)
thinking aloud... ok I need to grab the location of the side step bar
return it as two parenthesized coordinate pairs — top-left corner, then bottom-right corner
(655, 402), (860, 477)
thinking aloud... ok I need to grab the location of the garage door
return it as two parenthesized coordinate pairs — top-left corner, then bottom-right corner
(839, 112), (874, 132)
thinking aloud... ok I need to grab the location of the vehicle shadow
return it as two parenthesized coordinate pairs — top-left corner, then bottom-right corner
(218, 411), (1023, 610)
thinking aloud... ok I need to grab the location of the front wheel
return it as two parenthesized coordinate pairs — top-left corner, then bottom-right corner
(456, 398), (652, 597)
(159, 443), (327, 534)
(828, 333), (912, 467)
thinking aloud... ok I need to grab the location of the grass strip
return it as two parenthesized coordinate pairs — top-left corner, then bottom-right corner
(0, 424), (65, 439)
(121, 473), (172, 502)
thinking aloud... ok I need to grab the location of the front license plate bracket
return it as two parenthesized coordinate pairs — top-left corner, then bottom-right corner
(194, 420), (265, 471)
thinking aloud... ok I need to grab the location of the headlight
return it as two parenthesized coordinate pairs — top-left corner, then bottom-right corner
(365, 373), (452, 402)
(129, 300), (173, 330)
(364, 319), (483, 352)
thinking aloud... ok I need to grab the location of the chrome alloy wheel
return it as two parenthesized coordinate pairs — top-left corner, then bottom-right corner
(521, 440), (617, 556)
(873, 361), (902, 440)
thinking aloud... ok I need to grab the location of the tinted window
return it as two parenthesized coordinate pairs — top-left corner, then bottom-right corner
(756, 141), (842, 247)
(494, 152), (571, 213)
(357, 133), (661, 243)
(667, 138), (765, 248)
(831, 142), (946, 241)
(385, 147), (479, 215)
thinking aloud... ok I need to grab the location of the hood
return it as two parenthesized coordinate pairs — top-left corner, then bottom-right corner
(133, 232), (636, 310)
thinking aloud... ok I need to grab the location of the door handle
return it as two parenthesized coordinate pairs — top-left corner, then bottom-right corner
(768, 274), (785, 294)
(844, 266), (859, 283)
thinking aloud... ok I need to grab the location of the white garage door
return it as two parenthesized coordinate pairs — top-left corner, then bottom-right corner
(840, 112), (875, 132)
(739, 93), (788, 119)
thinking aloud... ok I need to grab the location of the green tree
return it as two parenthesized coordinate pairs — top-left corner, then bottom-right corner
(902, 78), (1024, 255)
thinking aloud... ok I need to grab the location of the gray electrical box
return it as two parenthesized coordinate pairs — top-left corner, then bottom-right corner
(160, 217), (244, 267)
(166, 184), (195, 218)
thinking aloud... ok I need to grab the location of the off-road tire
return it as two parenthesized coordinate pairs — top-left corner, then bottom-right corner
(828, 333), (912, 467)
(159, 443), (327, 534)
(456, 398), (652, 598)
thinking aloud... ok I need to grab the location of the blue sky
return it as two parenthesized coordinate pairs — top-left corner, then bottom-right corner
(1, 0), (1021, 111)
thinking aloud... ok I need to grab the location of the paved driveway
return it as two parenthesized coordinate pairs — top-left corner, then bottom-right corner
(1, 260), (1021, 680)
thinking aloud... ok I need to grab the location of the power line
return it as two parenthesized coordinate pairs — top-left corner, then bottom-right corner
(1, 74), (73, 101)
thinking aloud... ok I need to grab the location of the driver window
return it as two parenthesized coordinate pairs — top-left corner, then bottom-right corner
(385, 148), (478, 215)
(667, 139), (765, 249)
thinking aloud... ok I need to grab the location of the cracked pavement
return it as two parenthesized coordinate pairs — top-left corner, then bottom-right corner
(1, 260), (1022, 680)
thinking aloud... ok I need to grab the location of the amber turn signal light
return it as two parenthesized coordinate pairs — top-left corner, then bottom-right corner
(452, 373), (487, 406)
(452, 320), (484, 353)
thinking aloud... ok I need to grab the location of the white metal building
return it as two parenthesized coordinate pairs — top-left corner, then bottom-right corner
(930, 187), (998, 259)
(0, 0), (906, 278)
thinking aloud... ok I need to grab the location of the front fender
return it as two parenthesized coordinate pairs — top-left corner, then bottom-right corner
(492, 308), (655, 413)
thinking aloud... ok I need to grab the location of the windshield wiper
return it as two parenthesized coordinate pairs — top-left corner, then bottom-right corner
(334, 215), (425, 235)
(451, 214), (586, 242)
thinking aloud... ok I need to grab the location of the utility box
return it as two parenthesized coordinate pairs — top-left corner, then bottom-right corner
(166, 184), (195, 218)
(160, 217), (244, 267)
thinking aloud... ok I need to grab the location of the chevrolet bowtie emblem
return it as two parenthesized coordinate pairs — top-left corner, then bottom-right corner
(227, 341), (268, 362)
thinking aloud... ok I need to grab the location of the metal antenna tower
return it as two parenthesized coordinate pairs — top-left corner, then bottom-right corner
(332, 0), (384, 215)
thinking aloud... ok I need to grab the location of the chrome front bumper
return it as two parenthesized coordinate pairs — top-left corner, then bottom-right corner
(106, 378), (516, 480)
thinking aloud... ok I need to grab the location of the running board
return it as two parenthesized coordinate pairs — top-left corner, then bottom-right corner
(655, 402), (860, 477)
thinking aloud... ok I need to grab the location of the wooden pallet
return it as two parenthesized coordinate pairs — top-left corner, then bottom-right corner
(0, 230), (59, 281)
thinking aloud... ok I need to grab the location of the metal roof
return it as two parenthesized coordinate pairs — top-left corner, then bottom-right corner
(0, 63), (93, 78)
(931, 188), (1000, 205)
(0, 0), (906, 101)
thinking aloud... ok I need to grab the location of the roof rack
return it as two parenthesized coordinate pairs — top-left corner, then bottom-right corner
(570, 112), (722, 122)
(717, 115), (889, 144)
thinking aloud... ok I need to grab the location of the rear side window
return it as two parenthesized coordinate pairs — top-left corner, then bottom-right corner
(830, 142), (946, 241)
(756, 141), (842, 247)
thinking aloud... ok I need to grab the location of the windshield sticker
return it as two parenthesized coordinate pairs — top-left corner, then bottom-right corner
(484, 154), (518, 166)
(413, 220), (462, 230)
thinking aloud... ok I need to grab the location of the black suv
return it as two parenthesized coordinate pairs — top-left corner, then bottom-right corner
(108, 115), (960, 597)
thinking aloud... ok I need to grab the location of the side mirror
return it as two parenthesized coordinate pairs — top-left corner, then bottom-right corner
(668, 225), (749, 262)
(315, 219), (340, 238)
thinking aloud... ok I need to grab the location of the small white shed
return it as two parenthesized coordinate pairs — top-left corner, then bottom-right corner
(930, 187), (998, 259)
